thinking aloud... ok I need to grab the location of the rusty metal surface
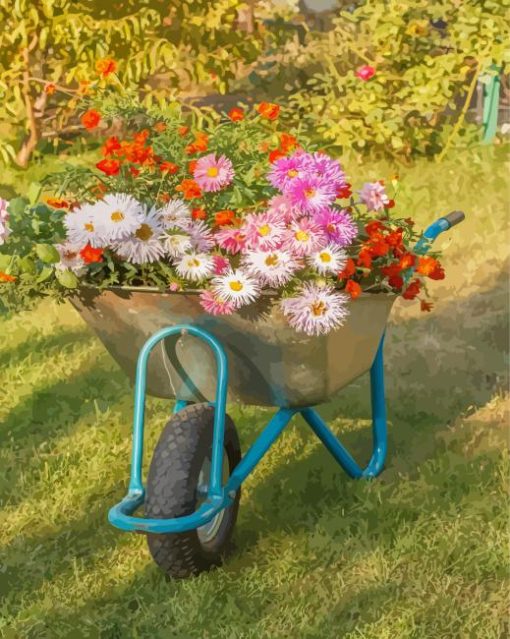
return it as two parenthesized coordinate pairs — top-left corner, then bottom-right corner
(71, 287), (395, 407)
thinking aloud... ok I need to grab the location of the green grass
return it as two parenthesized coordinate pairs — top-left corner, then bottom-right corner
(0, 145), (509, 638)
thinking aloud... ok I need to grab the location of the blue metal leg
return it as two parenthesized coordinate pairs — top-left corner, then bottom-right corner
(301, 335), (387, 478)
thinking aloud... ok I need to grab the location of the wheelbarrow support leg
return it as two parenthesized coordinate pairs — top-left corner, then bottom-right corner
(301, 335), (387, 479)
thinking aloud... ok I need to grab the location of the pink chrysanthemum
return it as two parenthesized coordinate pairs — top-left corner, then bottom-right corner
(193, 153), (235, 192)
(313, 208), (358, 247)
(212, 254), (231, 275)
(199, 290), (236, 316)
(214, 227), (247, 254)
(304, 152), (347, 191)
(267, 151), (309, 192)
(280, 282), (349, 336)
(282, 217), (327, 257)
(358, 182), (390, 211)
(266, 194), (301, 224)
(288, 176), (337, 214)
(243, 211), (285, 251)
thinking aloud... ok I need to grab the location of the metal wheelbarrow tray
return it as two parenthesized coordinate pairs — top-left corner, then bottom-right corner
(69, 212), (465, 579)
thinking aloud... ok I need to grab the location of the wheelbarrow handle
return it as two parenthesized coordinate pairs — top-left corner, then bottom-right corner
(414, 210), (466, 255)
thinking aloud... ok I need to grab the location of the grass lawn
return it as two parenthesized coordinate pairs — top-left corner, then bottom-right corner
(0, 145), (508, 638)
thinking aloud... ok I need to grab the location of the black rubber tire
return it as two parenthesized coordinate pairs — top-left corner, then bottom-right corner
(145, 403), (241, 579)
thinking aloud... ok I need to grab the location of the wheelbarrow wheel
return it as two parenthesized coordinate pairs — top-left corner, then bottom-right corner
(145, 403), (241, 579)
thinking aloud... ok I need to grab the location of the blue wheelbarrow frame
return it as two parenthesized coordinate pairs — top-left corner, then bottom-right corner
(109, 212), (465, 535)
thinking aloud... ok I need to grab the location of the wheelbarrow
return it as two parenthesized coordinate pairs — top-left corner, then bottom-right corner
(71, 211), (465, 578)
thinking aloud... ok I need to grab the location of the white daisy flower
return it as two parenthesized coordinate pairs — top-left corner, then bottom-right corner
(309, 244), (347, 275)
(280, 282), (349, 336)
(64, 203), (105, 247)
(163, 233), (192, 258)
(55, 241), (85, 274)
(113, 208), (165, 264)
(160, 198), (191, 230)
(94, 193), (145, 241)
(242, 249), (300, 287)
(175, 252), (214, 281)
(187, 220), (215, 252)
(211, 268), (261, 308)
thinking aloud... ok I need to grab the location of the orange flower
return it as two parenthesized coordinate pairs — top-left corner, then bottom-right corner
(228, 107), (244, 122)
(279, 133), (298, 153)
(91, 182), (108, 198)
(345, 279), (362, 299)
(102, 136), (121, 157)
(192, 207), (207, 220)
(214, 210), (236, 226)
(402, 279), (421, 300)
(357, 247), (373, 268)
(81, 109), (101, 130)
(188, 160), (198, 174)
(399, 253), (416, 270)
(185, 132), (208, 155)
(45, 197), (70, 209)
(95, 58), (117, 78)
(420, 300), (434, 312)
(0, 272), (16, 283)
(416, 256), (440, 276)
(256, 102), (280, 120)
(338, 258), (356, 280)
(175, 179), (202, 200)
(268, 149), (285, 164)
(154, 122), (167, 133)
(129, 166), (140, 177)
(44, 83), (56, 95)
(365, 220), (386, 237)
(78, 81), (90, 95)
(258, 141), (270, 153)
(160, 161), (179, 175)
(96, 158), (121, 176)
(178, 125), (189, 137)
(159, 193), (171, 203)
(80, 244), (104, 264)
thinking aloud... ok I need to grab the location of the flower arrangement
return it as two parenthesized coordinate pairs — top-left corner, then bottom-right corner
(0, 94), (446, 334)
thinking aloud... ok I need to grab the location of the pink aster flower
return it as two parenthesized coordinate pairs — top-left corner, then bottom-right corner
(193, 153), (235, 192)
(212, 254), (230, 275)
(266, 194), (301, 224)
(187, 220), (215, 251)
(282, 217), (327, 257)
(358, 182), (390, 211)
(313, 208), (358, 247)
(356, 65), (376, 81)
(199, 290), (236, 316)
(243, 211), (285, 251)
(304, 152), (347, 191)
(288, 176), (337, 214)
(267, 151), (309, 192)
(0, 197), (10, 246)
(280, 282), (349, 336)
(214, 227), (247, 254)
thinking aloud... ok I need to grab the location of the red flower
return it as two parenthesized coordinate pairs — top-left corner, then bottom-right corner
(102, 136), (121, 157)
(192, 208), (207, 220)
(356, 65), (376, 81)
(279, 133), (298, 153)
(154, 122), (167, 133)
(428, 263), (445, 280)
(95, 58), (117, 78)
(175, 179), (202, 199)
(402, 279), (421, 300)
(399, 253), (416, 270)
(337, 184), (352, 199)
(368, 240), (390, 257)
(160, 161), (179, 175)
(256, 102), (280, 120)
(45, 197), (70, 209)
(385, 229), (403, 247)
(365, 220), (386, 237)
(81, 109), (101, 130)
(178, 125), (189, 137)
(80, 244), (104, 264)
(388, 275), (404, 290)
(96, 158), (121, 176)
(129, 166), (140, 177)
(44, 83), (56, 95)
(228, 107), (244, 122)
(345, 279), (362, 299)
(420, 300), (434, 312)
(416, 256), (443, 277)
(269, 149), (286, 164)
(214, 210), (236, 226)
(386, 199), (396, 209)
(338, 258), (356, 280)
(0, 272), (16, 283)
(357, 248), (373, 268)
(188, 160), (198, 174)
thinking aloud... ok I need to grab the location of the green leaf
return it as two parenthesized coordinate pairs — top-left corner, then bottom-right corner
(7, 197), (29, 218)
(35, 243), (60, 264)
(28, 182), (43, 205)
(37, 266), (54, 283)
(55, 268), (78, 289)
(19, 256), (37, 274)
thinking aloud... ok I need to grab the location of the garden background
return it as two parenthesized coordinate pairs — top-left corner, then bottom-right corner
(0, 1), (508, 637)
